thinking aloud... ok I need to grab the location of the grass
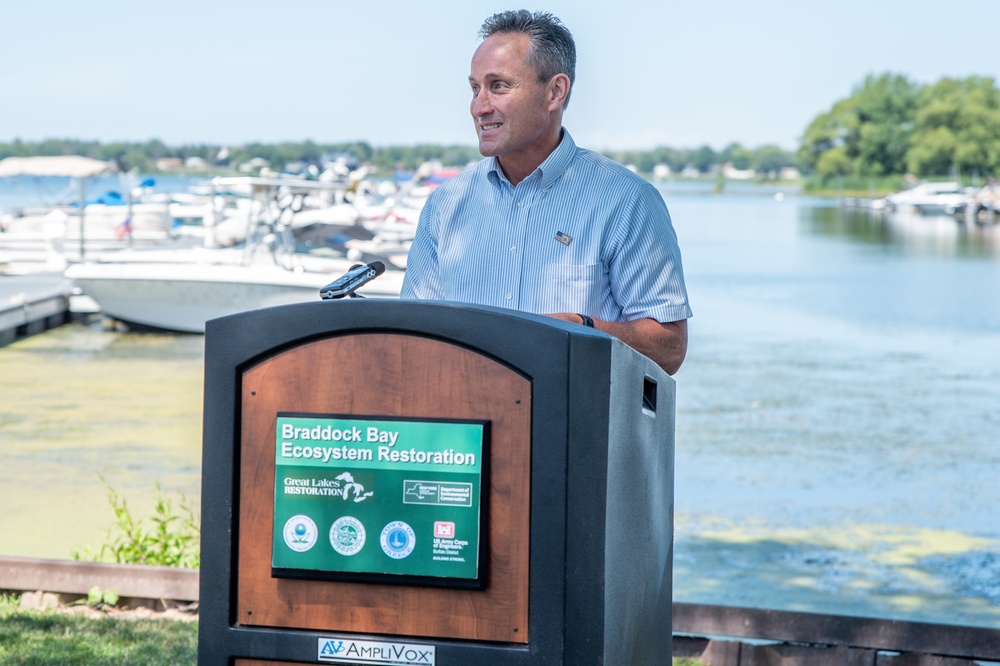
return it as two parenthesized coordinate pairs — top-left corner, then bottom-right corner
(0, 595), (198, 666)
(2, 594), (702, 666)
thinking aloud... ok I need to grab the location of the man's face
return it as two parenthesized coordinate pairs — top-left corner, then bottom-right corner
(469, 33), (556, 166)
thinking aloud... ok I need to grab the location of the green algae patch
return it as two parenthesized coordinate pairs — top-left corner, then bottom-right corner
(673, 514), (1000, 627)
(0, 323), (204, 559)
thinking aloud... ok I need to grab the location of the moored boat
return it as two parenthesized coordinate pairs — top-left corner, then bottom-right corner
(879, 181), (975, 215)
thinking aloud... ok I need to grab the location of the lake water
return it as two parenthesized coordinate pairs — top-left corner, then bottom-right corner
(0, 172), (209, 212)
(668, 183), (1000, 627)
(2, 179), (999, 628)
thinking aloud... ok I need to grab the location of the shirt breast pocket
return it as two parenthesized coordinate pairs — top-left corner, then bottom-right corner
(540, 263), (606, 313)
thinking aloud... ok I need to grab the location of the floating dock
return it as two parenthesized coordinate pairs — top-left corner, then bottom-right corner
(0, 273), (78, 345)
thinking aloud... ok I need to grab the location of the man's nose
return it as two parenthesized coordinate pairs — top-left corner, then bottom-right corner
(471, 90), (492, 117)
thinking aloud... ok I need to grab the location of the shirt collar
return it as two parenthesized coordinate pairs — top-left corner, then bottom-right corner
(486, 128), (576, 190)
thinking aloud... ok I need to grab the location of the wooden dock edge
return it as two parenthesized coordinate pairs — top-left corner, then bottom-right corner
(2, 557), (998, 664)
(674, 602), (1000, 664)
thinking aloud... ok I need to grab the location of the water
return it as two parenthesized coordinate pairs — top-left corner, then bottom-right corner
(0, 172), (209, 213)
(668, 184), (1000, 627)
(2, 180), (1000, 627)
(0, 324), (204, 559)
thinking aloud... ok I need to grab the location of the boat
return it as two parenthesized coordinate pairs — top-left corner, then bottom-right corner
(63, 175), (406, 333)
(970, 182), (1000, 221)
(64, 246), (403, 333)
(880, 181), (975, 215)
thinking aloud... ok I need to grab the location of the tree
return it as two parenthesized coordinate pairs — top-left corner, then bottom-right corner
(689, 145), (717, 173)
(752, 144), (797, 175)
(799, 73), (918, 177)
(907, 77), (1000, 176)
(800, 73), (1000, 178)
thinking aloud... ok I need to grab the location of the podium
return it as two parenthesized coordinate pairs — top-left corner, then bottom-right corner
(198, 299), (675, 665)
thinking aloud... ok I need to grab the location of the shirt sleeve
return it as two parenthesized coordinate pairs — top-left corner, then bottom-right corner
(400, 195), (445, 300)
(608, 181), (693, 323)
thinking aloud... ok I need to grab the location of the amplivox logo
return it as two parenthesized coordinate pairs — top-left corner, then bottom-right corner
(318, 637), (435, 665)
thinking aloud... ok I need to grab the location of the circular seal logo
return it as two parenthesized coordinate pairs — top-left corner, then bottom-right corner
(380, 521), (416, 559)
(329, 516), (366, 556)
(282, 515), (318, 552)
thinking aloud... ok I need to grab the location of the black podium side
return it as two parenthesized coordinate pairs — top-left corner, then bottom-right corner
(199, 299), (675, 665)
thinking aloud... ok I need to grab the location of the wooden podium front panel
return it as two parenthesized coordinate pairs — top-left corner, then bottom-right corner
(237, 333), (531, 643)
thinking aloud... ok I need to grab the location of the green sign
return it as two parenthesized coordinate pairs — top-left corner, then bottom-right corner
(271, 413), (488, 587)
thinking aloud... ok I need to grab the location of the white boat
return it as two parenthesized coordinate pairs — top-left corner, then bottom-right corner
(63, 174), (407, 333)
(0, 156), (139, 272)
(64, 246), (403, 333)
(881, 182), (975, 215)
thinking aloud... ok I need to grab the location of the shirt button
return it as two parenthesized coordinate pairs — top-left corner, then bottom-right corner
(510, 246), (517, 253)
(505, 293), (513, 300)
(517, 201), (524, 208)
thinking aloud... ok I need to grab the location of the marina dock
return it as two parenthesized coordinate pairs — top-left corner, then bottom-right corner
(0, 273), (79, 345)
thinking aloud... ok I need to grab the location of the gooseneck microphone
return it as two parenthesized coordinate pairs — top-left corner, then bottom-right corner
(319, 261), (386, 300)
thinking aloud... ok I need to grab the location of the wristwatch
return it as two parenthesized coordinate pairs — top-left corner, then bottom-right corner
(577, 313), (594, 328)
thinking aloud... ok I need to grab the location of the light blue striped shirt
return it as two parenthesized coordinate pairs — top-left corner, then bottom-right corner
(401, 130), (692, 323)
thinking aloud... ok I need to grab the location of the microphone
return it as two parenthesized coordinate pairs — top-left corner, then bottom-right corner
(320, 261), (386, 300)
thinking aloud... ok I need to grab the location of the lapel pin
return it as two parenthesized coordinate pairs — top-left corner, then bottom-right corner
(555, 231), (572, 246)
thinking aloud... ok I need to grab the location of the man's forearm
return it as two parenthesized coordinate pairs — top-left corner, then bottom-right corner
(597, 318), (687, 375)
(547, 313), (688, 374)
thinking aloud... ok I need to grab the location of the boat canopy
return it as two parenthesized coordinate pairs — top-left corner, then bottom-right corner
(0, 155), (114, 178)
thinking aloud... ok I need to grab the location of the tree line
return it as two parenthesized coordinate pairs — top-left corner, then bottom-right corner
(0, 137), (799, 179)
(799, 73), (1000, 180)
(1, 72), (996, 181)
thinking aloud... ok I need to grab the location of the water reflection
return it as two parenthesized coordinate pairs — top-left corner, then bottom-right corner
(803, 205), (1000, 258)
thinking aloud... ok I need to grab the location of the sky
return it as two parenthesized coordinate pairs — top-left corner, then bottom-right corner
(2, 0), (998, 153)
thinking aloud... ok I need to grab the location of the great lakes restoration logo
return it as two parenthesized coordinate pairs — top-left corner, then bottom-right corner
(380, 520), (416, 559)
(282, 515), (318, 552)
(318, 637), (435, 665)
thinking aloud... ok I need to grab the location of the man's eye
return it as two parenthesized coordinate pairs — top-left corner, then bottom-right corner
(492, 82), (507, 91)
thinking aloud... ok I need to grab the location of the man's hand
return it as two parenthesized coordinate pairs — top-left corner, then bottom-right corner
(545, 314), (688, 375)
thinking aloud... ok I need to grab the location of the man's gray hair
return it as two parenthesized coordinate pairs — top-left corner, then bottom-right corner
(479, 10), (576, 106)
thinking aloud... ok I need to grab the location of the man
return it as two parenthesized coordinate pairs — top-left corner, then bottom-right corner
(402, 10), (692, 374)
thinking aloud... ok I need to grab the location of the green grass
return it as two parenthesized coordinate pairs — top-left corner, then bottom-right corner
(0, 595), (700, 665)
(0, 596), (197, 666)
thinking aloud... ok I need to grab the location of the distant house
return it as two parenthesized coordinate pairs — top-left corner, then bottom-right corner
(779, 167), (802, 180)
(722, 162), (756, 180)
(156, 157), (183, 171)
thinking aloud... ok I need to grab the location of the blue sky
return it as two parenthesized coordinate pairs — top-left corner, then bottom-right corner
(2, 1), (997, 152)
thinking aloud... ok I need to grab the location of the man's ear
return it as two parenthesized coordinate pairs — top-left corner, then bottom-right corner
(547, 73), (571, 110)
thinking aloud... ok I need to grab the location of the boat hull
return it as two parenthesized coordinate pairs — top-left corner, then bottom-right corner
(65, 261), (403, 333)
